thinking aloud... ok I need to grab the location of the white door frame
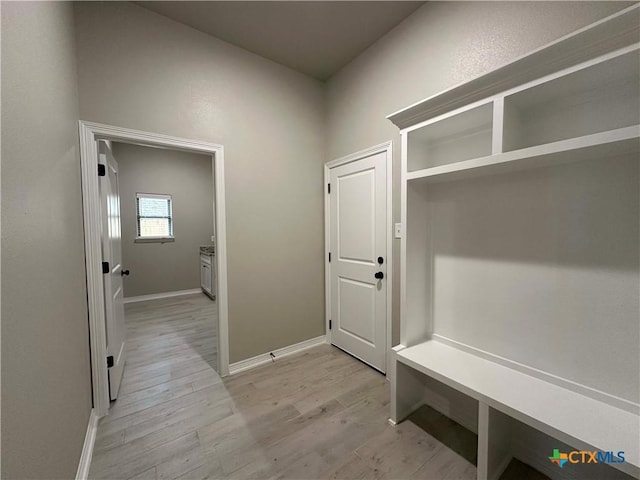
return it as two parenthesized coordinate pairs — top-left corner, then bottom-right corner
(324, 141), (393, 374)
(79, 121), (230, 417)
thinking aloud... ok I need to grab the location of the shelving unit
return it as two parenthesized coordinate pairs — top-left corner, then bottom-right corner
(388, 5), (639, 480)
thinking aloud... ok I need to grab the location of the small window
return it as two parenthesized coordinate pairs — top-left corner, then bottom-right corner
(136, 193), (174, 242)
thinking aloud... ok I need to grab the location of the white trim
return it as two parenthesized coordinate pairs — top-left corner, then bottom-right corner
(213, 142), (230, 378)
(229, 335), (327, 375)
(75, 409), (98, 480)
(402, 97), (494, 135)
(79, 121), (230, 417)
(135, 192), (172, 200)
(324, 141), (393, 375)
(324, 161), (331, 348)
(491, 97), (504, 155)
(399, 132), (408, 347)
(79, 123), (109, 417)
(123, 288), (202, 304)
(324, 141), (393, 169)
(133, 236), (175, 243)
(384, 142), (393, 375)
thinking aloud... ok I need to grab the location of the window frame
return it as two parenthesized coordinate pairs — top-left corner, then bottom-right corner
(135, 192), (175, 243)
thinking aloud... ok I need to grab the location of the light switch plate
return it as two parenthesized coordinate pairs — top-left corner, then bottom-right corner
(394, 223), (402, 239)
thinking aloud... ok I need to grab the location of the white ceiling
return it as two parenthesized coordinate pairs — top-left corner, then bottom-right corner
(136, 1), (425, 81)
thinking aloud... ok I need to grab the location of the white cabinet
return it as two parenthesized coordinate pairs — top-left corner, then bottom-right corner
(389, 5), (639, 480)
(200, 254), (216, 300)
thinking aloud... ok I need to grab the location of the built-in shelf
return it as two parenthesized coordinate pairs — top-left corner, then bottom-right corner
(391, 5), (640, 480)
(396, 340), (639, 475)
(406, 125), (640, 183)
(502, 48), (639, 152)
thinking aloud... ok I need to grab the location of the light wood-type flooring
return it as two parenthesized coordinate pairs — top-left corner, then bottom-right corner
(89, 293), (546, 480)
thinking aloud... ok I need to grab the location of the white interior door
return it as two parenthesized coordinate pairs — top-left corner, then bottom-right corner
(329, 151), (387, 372)
(99, 140), (127, 400)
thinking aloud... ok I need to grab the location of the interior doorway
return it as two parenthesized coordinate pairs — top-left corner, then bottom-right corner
(104, 139), (220, 402)
(79, 121), (230, 417)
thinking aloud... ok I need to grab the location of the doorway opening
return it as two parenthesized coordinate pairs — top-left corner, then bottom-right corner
(79, 121), (230, 417)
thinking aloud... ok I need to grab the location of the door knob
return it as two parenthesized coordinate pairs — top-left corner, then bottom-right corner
(121, 269), (130, 276)
(374, 271), (384, 279)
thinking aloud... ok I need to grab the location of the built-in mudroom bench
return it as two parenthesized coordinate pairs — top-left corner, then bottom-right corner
(388, 5), (639, 480)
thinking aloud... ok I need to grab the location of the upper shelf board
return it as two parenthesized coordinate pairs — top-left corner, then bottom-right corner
(387, 4), (640, 130)
(406, 125), (640, 183)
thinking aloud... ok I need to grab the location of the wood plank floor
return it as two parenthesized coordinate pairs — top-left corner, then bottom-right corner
(89, 293), (540, 480)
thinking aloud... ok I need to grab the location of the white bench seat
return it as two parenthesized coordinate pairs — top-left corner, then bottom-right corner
(395, 340), (639, 475)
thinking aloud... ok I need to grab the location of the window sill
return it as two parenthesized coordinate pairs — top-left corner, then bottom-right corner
(135, 237), (175, 244)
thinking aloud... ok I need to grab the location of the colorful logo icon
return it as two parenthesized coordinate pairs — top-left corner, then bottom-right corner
(549, 449), (568, 468)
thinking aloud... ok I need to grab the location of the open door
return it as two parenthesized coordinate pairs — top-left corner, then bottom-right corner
(99, 140), (127, 400)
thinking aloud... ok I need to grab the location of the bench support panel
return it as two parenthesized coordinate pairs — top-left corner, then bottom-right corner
(390, 354), (424, 424)
(477, 402), (512, 480)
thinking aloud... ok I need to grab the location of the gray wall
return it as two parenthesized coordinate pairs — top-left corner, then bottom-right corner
(74, 2), (326, 363)
(113, 142), (214, 297)
(1, 2), (92, 478)
(325, 1), (629, 346)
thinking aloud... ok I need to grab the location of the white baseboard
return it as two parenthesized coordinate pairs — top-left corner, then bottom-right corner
(229, 335), (327, 375)
(75, 409), (99, 480)
(123, 288), (202, 304)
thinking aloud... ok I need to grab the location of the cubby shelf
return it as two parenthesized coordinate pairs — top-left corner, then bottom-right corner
(406, 125), (640, 183)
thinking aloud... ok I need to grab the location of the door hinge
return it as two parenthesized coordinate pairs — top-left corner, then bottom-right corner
(98, 164), (106, 176)
(329, 319), (332, 330)
(327, 183), (331, 194)
(102, 262), (110, 274)
(328, 252), (331, 262)
(106, 355), (114, 368)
